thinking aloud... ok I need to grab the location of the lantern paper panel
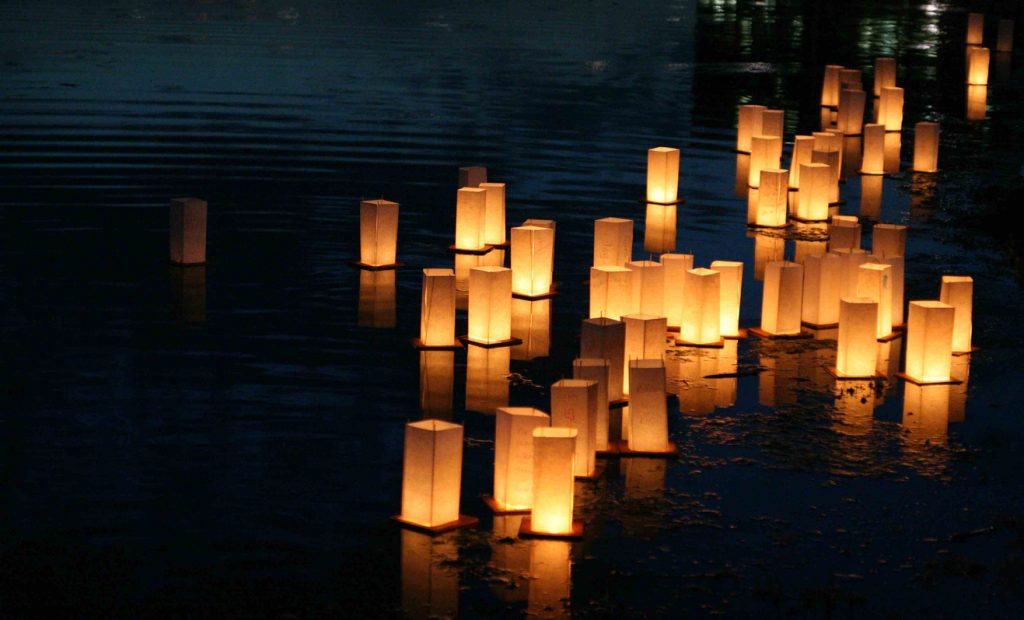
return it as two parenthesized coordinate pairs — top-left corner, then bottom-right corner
(811, 149), (841, 204)
(589, 266), (634, 321)
(420, 268), (457, 347)
(623, 313), (668, 394)
(828, 215), (861, 252)
(646, 147), (680, 204)
(762, 109), (785, 138)
(837, 89), (867, 135)
(359, 199), (399, 267)
(479, 182), (506, 245)
(660, 253), (694, 329)
(627, 359), (669, 452)
(169, 197), (207, 265)
(753, 232), (786, 281)
(760, 261), (804, 335)
(796, 163), (832, 221)
(710, 260), (744, 337)
(870, 253), (905, 328)
(912, 122), (940, 172)
(755, 169), (789, 227)
(940, 275), (974, 353)
(627, 260), (665, 317)
(494, 407), (550, 511)
(530, 428), (578, 536)
(872, 223), (907, 259)
(966, 84), (987, 121)
(878, 87), (904, 132)
(400, 419), (464, 528)
(821, 64), (844, 107)
(580, 317), (626, 401)
(836, 298), (878, 377)
(527, 540), (572, 617)
(511, 298), (551, 361)
(420, 350), (454, 420)
(644, 203), (677, 254)
(593, 217), (633, 267)
(551, 380), (598, 478)
(510, 225), (554, 297)
(861, 124), (885, 175)
(468, 266), (512, 344)
(967, 46), (990, 85)
(967, 12), (984, 46)
(861, 174), (884, 220)
(737, 104), (767, 153)
(401, 529), (458, 620)
(454, 187), (488, 250)
(874, 57), (897, 97)
(802, 253), (842, 327)
(904, 301), (956, 383)
(789, 136), (815, 189)
(856, 262), (893, 338)
(997, 19), (1014, 53)
(840, 69), (863, 91)
(833, 248), (869, 299)
(465, 346), (510, 414)
(358, 269), (396, 329)
(573, 358), (611, 451)
(680, 268), (722, 345)
(749, 135), (783, 188)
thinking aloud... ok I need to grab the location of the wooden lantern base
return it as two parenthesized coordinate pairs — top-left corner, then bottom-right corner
(518, 517), (584, 540)
(482, 496), (531, 515)
(674, 337), (725, 348)
(411, 338), (464, 351)
(512, 286), (558, 301)
(952, 346), (981, 356)
(349, 260), (404, 271)
(459, 335), (523, 348)
(448, 244), (494, 256)
(616, 440), (678, 458)
(895, 373), (964, 386)
(789, 214), (830, 224)
(877, 332), (903, 343)
(748, 327), (812, 340)
(801, 320), (839, 330)
(723, 328), (749, 340)
(392, 514), (480, 535)
(828, 367), (887, 381)
(641, 197), (686, 206)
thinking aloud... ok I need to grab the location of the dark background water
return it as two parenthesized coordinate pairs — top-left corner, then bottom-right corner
(3, 0), (1024, 617)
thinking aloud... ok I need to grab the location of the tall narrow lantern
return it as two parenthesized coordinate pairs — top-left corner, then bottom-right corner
(789, 136), (816, 190)
(458, 166), (487, 188)
(762, 109), (785, 138)
(902, 301), (956, 383)
(646, 147), (680, 204)
(523, 428), (581, 538)
(397, 419), (474, 531)
(589, 266), (634, 320)
(874, 254), (905, 328)
(966, 84), (988, 122)
(627, 260), (665, 316)
(872, 223), (907, 259)
(358, 199), (399, 268)
(626, 359), (672, 454)
(757, 261), (804, 336)
(490, 407), (550, 513)
(997, 19), (1015, 53)
(510, 225), (554, 298)
(833, 248), (870, 299)
(967, 46), (990, 85)
(644, 203), (677, 253)
(835, 298), (879, 378)
(581, 317), (626, 402)
(821, 65), (844, 107)
(856, 263), (893, 339)
(660, 253), (694, 330)
(479, 182), (506, 246)
(802, 253), (842, 328)
(967, 13), (984, 46)
(940, 275), (974, 353)
(419, 268), (458, 348)
(878, 87), (904, 132)
(678, 268), (722, 346)
(737, 104), (767, 153)
(593, 217), (633, 267)
(749, 135), (782, 188)
(874, 57), (897, 97)
(912, 122), (940, 173)
(829, 215), (861, 252)
(573, 359), (611, 452)
(551, 380), (598, 478)
(467, 266), (513, 346)
(623, 314), (667, 394)
(169, 197), (207, 265)
(860, 124), (885, 175)
(837, 89), (867, 135)
(811, 149), (841, 204)
(755, 169), (789, 227)
(454, 187), (488, 251)
(796, 163), (832, 221)
(711, 260), (744, 338)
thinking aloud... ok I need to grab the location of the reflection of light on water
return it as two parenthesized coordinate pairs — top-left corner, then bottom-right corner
(466, 346), (511, 414)
(491, 515), (529, 603)
(420, 350), (454, 420)
(511, 298), (551, 361)
(949, 355), (970, 423)
(735, 153), (750, 198)
(169, 265), (206, 325)
(528, 539), (572, 618)
(834, 380), (877, 435)
(401, 529), (459, 620)
(357, 269), (396, 328)
(625, 458), (666, 500)
(669, 341), (737, 414)
(902, 382), (951, 443)
(759, 346), (800, 407)
(966, 84), (987, 121)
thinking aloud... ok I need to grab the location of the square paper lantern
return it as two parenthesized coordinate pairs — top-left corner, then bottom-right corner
(796, 163), (831, 221)
(478, 182), (506, 246)
(966, 84), (988, 121)
(458, 166), (487, 188)
(940, 275), (974, 353)
(493, 407), (550, 512)
(912, 122), (940, 173)
(861, 124), (885, 175)
(802, 253), (842, 327)
(467, 266), (512, 345)
(593, 217), (633, 267)
(644, 203), (677, 254)
(510, 225), (554, 298)
(903, 301), (955, 383)
(836, 298), (879, 378)
(627, 260), (665, 316)
(679, 268), (722, 345)
(762, 109), (785, 138)
(169, 197), (207, 265)
(454, 187), (488, 251)
(551, 380), (598, 478)
(871, 223), (907, 259)
(358, 269), (396, 328)
(420, 268), (457, 347)
(465, 346), (511, 414)
(627, 359), (669, 452)
(874, 254), (905, 327)
(967, 46), (990, 85)
(967, 12), (984, 46)
(530, 428), (578, 536)
(358, 199), (399, 267)
(861, 175), (884, 220)
(821, 65), (844, 107)
(760, 261), (804, 336)
(660, 253), (694, 329)
(710, 260), (743, 337)
(856, 263), (893, 338)
(833, 248), (869, 298)
(789, 135), (816, 190)
(837, 89), (866, 135)
(813, 131), (845, 172)
(420, 350), (454, 419)
(511, 298), (551, 361)
(997, 19), (1015, 53)
(647, 147), (680, 204)
(399, 420), (465, 529)
(874, 57), (897, 97)
(623, 313), (668, 394)
(736, 104), (767, 153)
(749, 135), (782, 188)
(811, 149), (840, 204)
(590, 266), (634, 320)
(581, 317), (626, 401)
(878, 87), (904, 132)
(755, 169), (789, 227)
(573, 359), (611, 451)
(841, 135), (862, 179)
(828, 215), (861, 252)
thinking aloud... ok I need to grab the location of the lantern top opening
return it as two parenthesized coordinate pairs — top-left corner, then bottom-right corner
(408, 419), (461, 432)
(534, 427), (578, 439)
(941, 275), (973, 284)
(584, 317), (623, 327)
(689, 267), (719, 276)
(840, 296), (876, 306)
(650, 146), (678, 154)
(362, 198), (398, 207)
(497, 406), (549, 419)
(593, 265), (631, 274)
(911, 300), (954, 310)
(553, 378), (596, 389)
(471, 266), (509, 275)
(424, 267), (454, 277)
(597, 216), (632, 224)
(629, 358), (665, 369)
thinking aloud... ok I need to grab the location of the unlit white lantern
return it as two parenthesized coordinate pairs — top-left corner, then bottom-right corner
(878, 87), (904, 132)
(762, 109), (785, 138)
(420, 350), (454, 419)
(871, 223), (907, 259)
(861, 124), (885, 175)
(511, 298), (551, 361)
(623, 313), (667, 394)
(169, 197), (207, 265)
(647, 147), (680, 204)
(399, 419), (465, 529)
(967, 46), (990, 85)
(912, 122), (940, 173)
(627, 359), (670, 452)
(593, 217), (633, 267)
(874, 57), (897, 97)
(493, 407), (550, 512)
(573, 358), (611, 452)
(580, 317), (626, 401)
(710, 260), (744, 337)
(940, 275), (974, 353)
(837, 89), (866, 135)
(644, 203), (677, 254)
(759, 261), (804, 336)
(802, 253), (842, 327)
(479, 182), (506, 246)
(660, 253), (694, 329)
(465, 346), (510, 414)
(590, 266), (634, 320)
(420, 268), (458, 347)
(789, 135), (816, 190)
(903, 301), (956, 383)
(679, 268), (722, 345)
(821, 65), (844, 107)
(551, 380), (598, 478)
(467, 266), (512, 345)
(997, 19), (1015, 53)
(510, 225), (554, 298)
(627, 260), (665, 317)
(856, 262), (893, 338)
(737, 104), (767, 153)
(796, 162), (832, 221)
(358, 199), (400, 267)
(836, 298), (879, 378)
(755, 169), (789, 227)
(749, 135), (782, 187)
(967, 12), (984, 46)
(454, 187), (488, 251)
(829, 215), (861, 252)
(529, 428), (578, 536)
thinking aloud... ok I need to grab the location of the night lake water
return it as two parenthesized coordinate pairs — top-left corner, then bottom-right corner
(3, 0), (1024, 617)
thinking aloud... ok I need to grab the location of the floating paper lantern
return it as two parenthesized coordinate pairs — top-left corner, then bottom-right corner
(874, 57), (897, 98)
(528, 427), (579, 536)
(493, 407), (550, 512)
(902, 383), (951, 441)
(357, 199), (400, 267)
(420, 350), (454, 419)
(835, 298), (878, 378)
(737, 104), (767, 153)
(646, 147), (680, 204)
(551, 380), (598, 478)
(419, 268), (458, 348)
(903, 301), (955, 383)
(573, 358), (611, 451)
(627, 260), (665, 317)
(644, 203), (677, 253)
(401, 529), (458, 618)
(878, 87), (904, 132)
(510, 225), (554, 298)
(465, 346), (511, 414)
(966, 84), (987, 121)
(998, 19), (1015, 53)
(912, 122), (939, 173)
(679, 268), (722, 345)
(871, 254), (905, 328)
(967, 12), (984, 46)
(580, 317), (626, 401)
(856, 263), (893, 339)
(358, 269), (396, 328)
(528, 540), (572, 616)
(759, 261), (804, 336)
(840, 69), (863, 92)
(668, 348), (716, 415)
(754, 169), (789, 227)
(967, 46), (990, 85)
(399, 419), (467, 529)
(796, 162), (832, 221)
(749, 135), (782, 188)
(860, 124), (885, 175)
(478, 182), (506, 246)
(593, 217), (633, 267)
(876, 336), (901, 381)
(871, 223), (906, 259)
(169, 197), (207, 265)
(802, 253), (842, 327)
(828, 215), (861, 252)
(811, 149), (841, 204)
(458, 166), (487, 188)
(837, 89), (866, 135)
(710, 260), (743, 337)
(660, 253), (694, 329)
(789, 136), (815, 190)
(860, 175), (884, 220)
(940, 275), (974, 353)
(753, 232), (785, 281)
(762, 109), (785, 138)
(511, 298), (551, 361)
(454, 187), (488, 251)
(833, 248), (869, 299)
(467, 266), (513, 345)
(821, 65), (844, 107)
(589, 266), (634, 321)
(624, 313), (667, 394)
(627, 359), (670, 452)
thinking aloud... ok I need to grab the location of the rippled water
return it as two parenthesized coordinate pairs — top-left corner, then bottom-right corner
(2, 0), (1024, 617)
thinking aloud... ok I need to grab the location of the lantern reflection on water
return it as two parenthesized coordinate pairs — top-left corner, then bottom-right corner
(357, 269), (396, 329)
(997, 19), (1014, 53)
(511, 298), (551, 361)
(711, 260), (744, 338)
(752, 231), (785, 281)
(419, 350), (454, 420)
(758, 345), (800, 407)
(401, 529), (458, 620)
(661, 253), (694, 329)
(678, 268), (722, 346)
(528, 539), (572, 617)
(590, 265), (634, 321)
(834, 380), (877, 435)
(551, 379), (598, 478)
(966, 84), (987, 121)
(861, 124), (885, 175)
(573, 358), (611, 452)
(647, 147), (680, 204)
(940, 275), (974, 354)
(492, 407), (550, 512)
(902, 382), (951, 442)
(358, 199), (399, 268)
(871, 223), (907, 259)
(581, 317), (626, 402)
(465, 346), (510, 414)
(169, 197), (207, 265)
(593, 217), (633, 267)
(828, 215), (861, 252)
(169, 265), (206, 325)
(903, 301), (956, 384)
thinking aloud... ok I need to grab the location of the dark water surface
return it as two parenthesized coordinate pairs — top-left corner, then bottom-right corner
(3, 0), (1024, 617)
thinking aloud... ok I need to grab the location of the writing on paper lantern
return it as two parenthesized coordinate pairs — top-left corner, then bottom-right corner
(594, 217), (633, 267)
(493, 407), (550, 511)
(359, 199), (399, 267)
(400, 419), (464, 528)
(590, 266), (634, 321)
(551, 380), (598, 478)
(647, 147), (680, 204)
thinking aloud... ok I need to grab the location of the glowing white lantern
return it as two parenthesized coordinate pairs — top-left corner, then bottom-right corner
(903, 301), (955, 383)
(811, 149), (841, 204)
(861, 124), (885, 175)
(833, 248), (869, 299)
(856, 263), (893, 339)
(660, 253), (694, 329)
(759, 261), (804, 336)
(551, 380), (598, 478)
(840, 69), (863, 91)
(492, 407), (550, 512)
(467, 266), (513, 345)
(871, 223), (907, 258)
(869, 253), (905, 328)
(458, 166), (487, 188)
(358, 269), (396, 328)
(967, 84), (988, 121)
(454, 187), (488, 251)
(580, 317), (626, 401)
(874, 57), (897, 97)
(593, 217), (633, 267)
(644, 203), (677, 253)
(837, 89), (866, 135)
(861, 175), (884, 220)
(528, 540), (572, 616)
(878, 87), (904, 132)
(737, 104), (767, 153)
(646, 147), (680, 204)
(626, 359), (670, 452)
(627, 260), (665, 317)
(912, 122), (940, 173)
(967, 13), (984, 46)
(511, 298), (551, 361)
(398, 419), (468, 530)
(465, 346), (510, 414)
(527, 428), (579, 537)
(940, 275), (974, 353)
(998, 19), (1015, 53)
(749, 135), (783, 187)
(796, 163), (832, 221)
(589, 266), (634, 320)
(710, 260), (743, 337)
(835, 298), (878, 378)
(169, 197), (207, 265)
(478, 182), (506, 246)
(829, 215), (861, 252)
(802, 253), (842, 327)
(573, 358), (611, 451)
(753, 231), (785, 281)
(821, 65), (844, 107)
(419, 268), (458, 348)
(401, 529), (458, 618)
(755, 169), (789, 227)
(510, 225), (554, 298)
(789, 135), (816, 190)
(358, 199), (399, 267)
(762, 109), (785, 138)
(420, 350), (454, 419)
(967, 46), (990, 85)
(679, 268), (722, 346)
(623, 313), (667, 394)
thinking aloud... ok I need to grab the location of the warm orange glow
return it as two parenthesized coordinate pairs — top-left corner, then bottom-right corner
(758, 349), (799, 407)
(837, 89), (866, 135)
(762, 109), (785, 138)
(680, 268), (721, 345)
(789, 135), (815, 190)
(660, 253), (694, 328)
(358, 199), (399, 267)
(872, 254), (905, 328)
(871, 223), (907, 259)
(836, 298), (878, 377)
(493, 407), (550, 511)
(646, 147), (680, 204)
(593, 217), (633, 267)
(834, 380), (876, 434)
(861, 175), (883, 220)
(966, 84), (987, 121)
(169, 197), (207, 265)
(861, 124), (885, 175)
(644, 203), (677, 253)
(511, 298), (551, 361)
(465, 346), (511, 414)
(510, 225), (554, 297)
(419, 350), (454, 420)
(833, 248), (869, 299)
(400, 419), (464, 528)
(793, 233), (828, 265)
(967, 13), (984, 46)
(468, 266), (512, 344)
(551, 380), (598, 477)
(811, 149), (840, 204)
(841, 135), (862, 179)
(627, 260), (665, 317)
(940, 275), (974, 353)
(874, 57), (897, 98)
(458, 166), (487, 188)
(904, 301), (955, 383)
(755, 169), (789, 227)
(749, 135), (782, 187)
(420, 268), (457, 347)
(753, 232), (785, 281)
(627, 359), (669, 451)
(737, 104), (767, 153)
(454, 187), (487, 250)
(528, 540), (572, 616)
(912, 122), (940, 173)
(358, 269), (396, 328)
(530, 427), (577, 535)
(802, 253), (842, 327)
(760, 261), (804, 335)
(735, 153), (750, 197)
(796, 162), (832, 221)
(828, 215), (861, 252)
(573, 358), (610, 451)
(623, 314), (667, 394)
(478, 182), (506, 245)
(589, 265), (634, 320)
(711, 260), (743, 337)
(856, 263), (893, 338)
(902, 383), (951, 441)
(878, 87), (904, 132)
(580, 317), (626, 401)
(883, 132), (901, 174)
(401, 529), (458, 618)
(967, 46), (990, 85)
(821, 65), (843, 107)
(839, 69), (862, 91)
